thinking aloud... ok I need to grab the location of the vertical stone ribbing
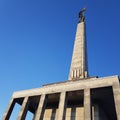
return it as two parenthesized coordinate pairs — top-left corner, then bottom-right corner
(34, 94), (46, 120)
(17, 97), (29, 120)
(68, 21), (88, 80)
(57, 92), (67, 120)
(2, 98), (15, 120)
(84, 88), (91, 120)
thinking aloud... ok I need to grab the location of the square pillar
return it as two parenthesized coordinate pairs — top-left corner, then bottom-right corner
(2, 98), (15, 120)
(17, 97), (29, 120)
(57, 92), (67, 120)
(94, 104), (99, 120)
(113, 83), (120, 120)
(84, 88), (92, 120)
(34, 94), (46, 120)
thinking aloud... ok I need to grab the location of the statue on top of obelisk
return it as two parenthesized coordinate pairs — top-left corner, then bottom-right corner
(68, 7), (88, 80)
(78, 7), (86, 23)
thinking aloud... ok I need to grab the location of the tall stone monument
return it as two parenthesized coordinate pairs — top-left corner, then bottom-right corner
(69, 7), (88, 80)
(2, 8), (120, 120)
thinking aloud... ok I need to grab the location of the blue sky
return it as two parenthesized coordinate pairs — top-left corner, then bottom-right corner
(0, 0), (120, 119)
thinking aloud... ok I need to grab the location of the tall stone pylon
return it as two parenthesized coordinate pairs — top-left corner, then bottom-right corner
(69, 8), (88, 80)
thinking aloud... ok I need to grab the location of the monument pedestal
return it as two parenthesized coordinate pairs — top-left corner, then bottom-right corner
(3, 76), (119, 120)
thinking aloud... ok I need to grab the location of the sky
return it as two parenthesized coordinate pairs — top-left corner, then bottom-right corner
(0, 0), (120, 119)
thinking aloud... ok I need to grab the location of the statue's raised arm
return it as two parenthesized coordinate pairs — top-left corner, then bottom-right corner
(78, 7), (86, 23)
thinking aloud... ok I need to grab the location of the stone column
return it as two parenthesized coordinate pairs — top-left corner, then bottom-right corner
(84, 88), (91, 120)
(57, 92), (67, 120)
(2, 98), (15, 120)
(113, 83), (120, 120)
(34, 94), (46, 120)
(94, 104), (99, 120)
(17, 97), (29, 120)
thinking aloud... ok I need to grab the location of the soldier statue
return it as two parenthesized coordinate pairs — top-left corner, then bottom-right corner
(78, 7), (86, 22)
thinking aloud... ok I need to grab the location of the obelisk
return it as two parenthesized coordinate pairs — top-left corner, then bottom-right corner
(68, 8), (88, 80)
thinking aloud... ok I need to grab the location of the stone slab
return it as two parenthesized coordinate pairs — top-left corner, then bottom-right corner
(12, 76), (119, 99)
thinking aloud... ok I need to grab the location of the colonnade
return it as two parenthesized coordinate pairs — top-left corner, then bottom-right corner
(3, 85), (120, 120)
(2, 88), (91, 120)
